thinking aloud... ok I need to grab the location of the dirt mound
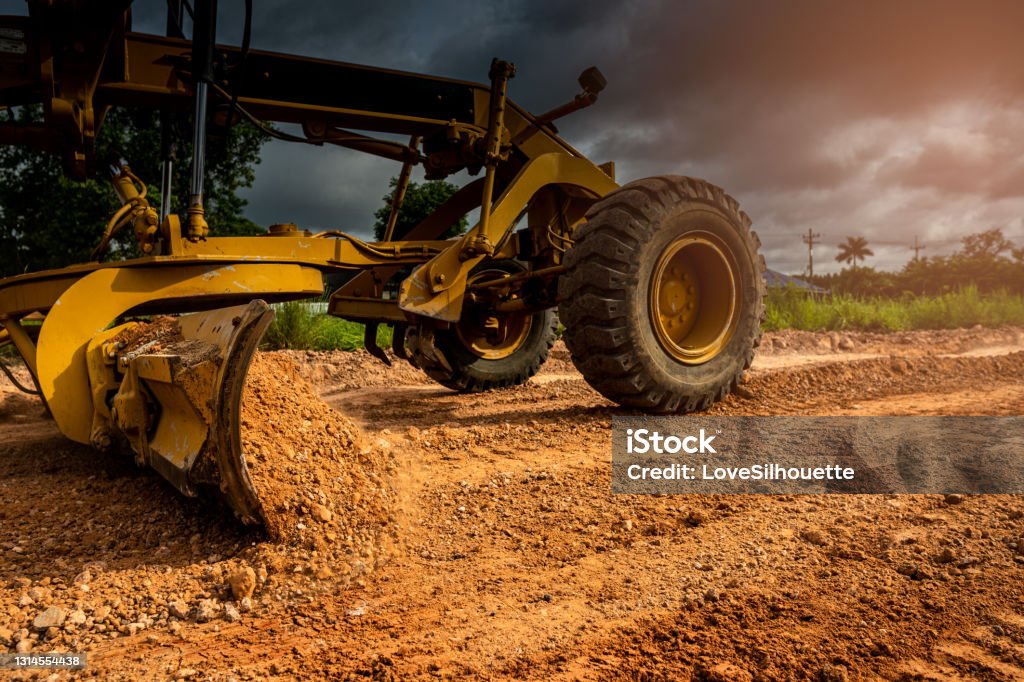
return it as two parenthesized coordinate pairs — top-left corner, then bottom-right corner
(269, 349), (428, 389)
(761, 325), (1024, 356)
(718, 351), (1024, 415)
(241, 353), (399, 585)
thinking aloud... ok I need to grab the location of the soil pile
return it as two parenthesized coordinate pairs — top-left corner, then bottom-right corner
(760, 325), (1024, 356)
(241, 353), (399, 586)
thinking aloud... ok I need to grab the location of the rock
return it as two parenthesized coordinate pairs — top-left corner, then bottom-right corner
(703, 662), (751, 682)
(32, 606), (66, 631)
(28, 587), (50, 602)
(227, 566), (257, 601)
(238, 597), (253, 613)
(956, 556), (980, 569)
(872, 641), (895, 657)
(168, 601), (190, 620)
(897, 564), (932, 580)
(801, 529), (827, 546)
(0, 626), (13, 645)
(223, 604), (241, 623)
(66, 609), (87, 627)
(93, 605), (111, 623)
(837, 336), (855, 351)
(192, 599), (220, 623)
(818, 664), (849, 682)
(944, 494), (965, 505)
(310, 503), (333, 523)
(890, 358), (911, 374)
(732, 385), (755, 400)
(683, 511), (706, 527)
(174, 668), (199, 680)
(704, 588), (720, 603)
(935, 547), (956, 564)
(15, 638), (32, 653)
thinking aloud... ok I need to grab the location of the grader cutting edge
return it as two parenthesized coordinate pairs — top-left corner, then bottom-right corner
(0, 1), (765, 524)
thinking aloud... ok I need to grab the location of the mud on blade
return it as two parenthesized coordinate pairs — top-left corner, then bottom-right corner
(94, 301), (273, 525)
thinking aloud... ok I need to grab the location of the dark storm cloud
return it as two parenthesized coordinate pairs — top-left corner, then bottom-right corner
(132, 0), (1024, 272)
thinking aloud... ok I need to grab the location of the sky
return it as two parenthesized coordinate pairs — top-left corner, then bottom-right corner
(113, 1), (1024, 273)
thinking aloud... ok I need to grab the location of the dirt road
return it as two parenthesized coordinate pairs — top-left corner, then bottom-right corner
(2, 327), (1024, 680)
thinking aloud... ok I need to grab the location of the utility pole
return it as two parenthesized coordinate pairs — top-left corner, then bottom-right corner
(911, 236), (926, 261)
(802, 229), (822, 277)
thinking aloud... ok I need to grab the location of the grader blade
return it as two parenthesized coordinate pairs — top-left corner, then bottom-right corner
(93, 302), (273, 524)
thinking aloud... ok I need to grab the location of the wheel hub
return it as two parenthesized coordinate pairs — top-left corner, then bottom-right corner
(455, 269), (533, 360)
(650, 232), (738, 364)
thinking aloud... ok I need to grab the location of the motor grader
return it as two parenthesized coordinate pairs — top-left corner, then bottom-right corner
(0, 1), (765, 524)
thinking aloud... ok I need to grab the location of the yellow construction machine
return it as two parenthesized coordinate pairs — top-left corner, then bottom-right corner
(0, 1), (765, 524)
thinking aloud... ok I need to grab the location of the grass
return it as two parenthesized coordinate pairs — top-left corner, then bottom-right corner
(261, 301), (392, 351)
(763, 286), (1024, 332)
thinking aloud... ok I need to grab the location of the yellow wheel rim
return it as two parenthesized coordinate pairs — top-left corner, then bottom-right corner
(649, 232), (738, 365)
(455, 269), (533, 360)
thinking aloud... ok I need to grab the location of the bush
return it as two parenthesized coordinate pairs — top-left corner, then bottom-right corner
(262, 301), (392, 351)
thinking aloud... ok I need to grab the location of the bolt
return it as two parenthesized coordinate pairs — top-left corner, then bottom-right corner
(433, 273), (447, 285)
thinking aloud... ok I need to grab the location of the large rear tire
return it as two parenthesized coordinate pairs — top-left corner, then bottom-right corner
(407, 261), (557, 393)
(558, 176), (765, 413)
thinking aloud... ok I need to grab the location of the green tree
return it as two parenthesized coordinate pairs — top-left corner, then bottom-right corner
(0, 106), (268, 276)
(960, 228), (1012, 259)
(372, 177), (467, 241)
(835, 236), (874, 267)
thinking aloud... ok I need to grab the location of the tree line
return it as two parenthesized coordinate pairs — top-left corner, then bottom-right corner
(807, 228), (1024, 297)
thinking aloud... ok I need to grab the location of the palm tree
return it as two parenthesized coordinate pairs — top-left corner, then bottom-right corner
(835, 236), (873, 267)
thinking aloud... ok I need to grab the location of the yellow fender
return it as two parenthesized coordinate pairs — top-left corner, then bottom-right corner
(37, 263), (323, 444)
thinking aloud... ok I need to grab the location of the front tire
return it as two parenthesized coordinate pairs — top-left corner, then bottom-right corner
(558, 176), (765, 413)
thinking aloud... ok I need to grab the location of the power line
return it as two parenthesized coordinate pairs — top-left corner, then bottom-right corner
(801, 228), (822, 277)
(911, 236), (926, 261)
